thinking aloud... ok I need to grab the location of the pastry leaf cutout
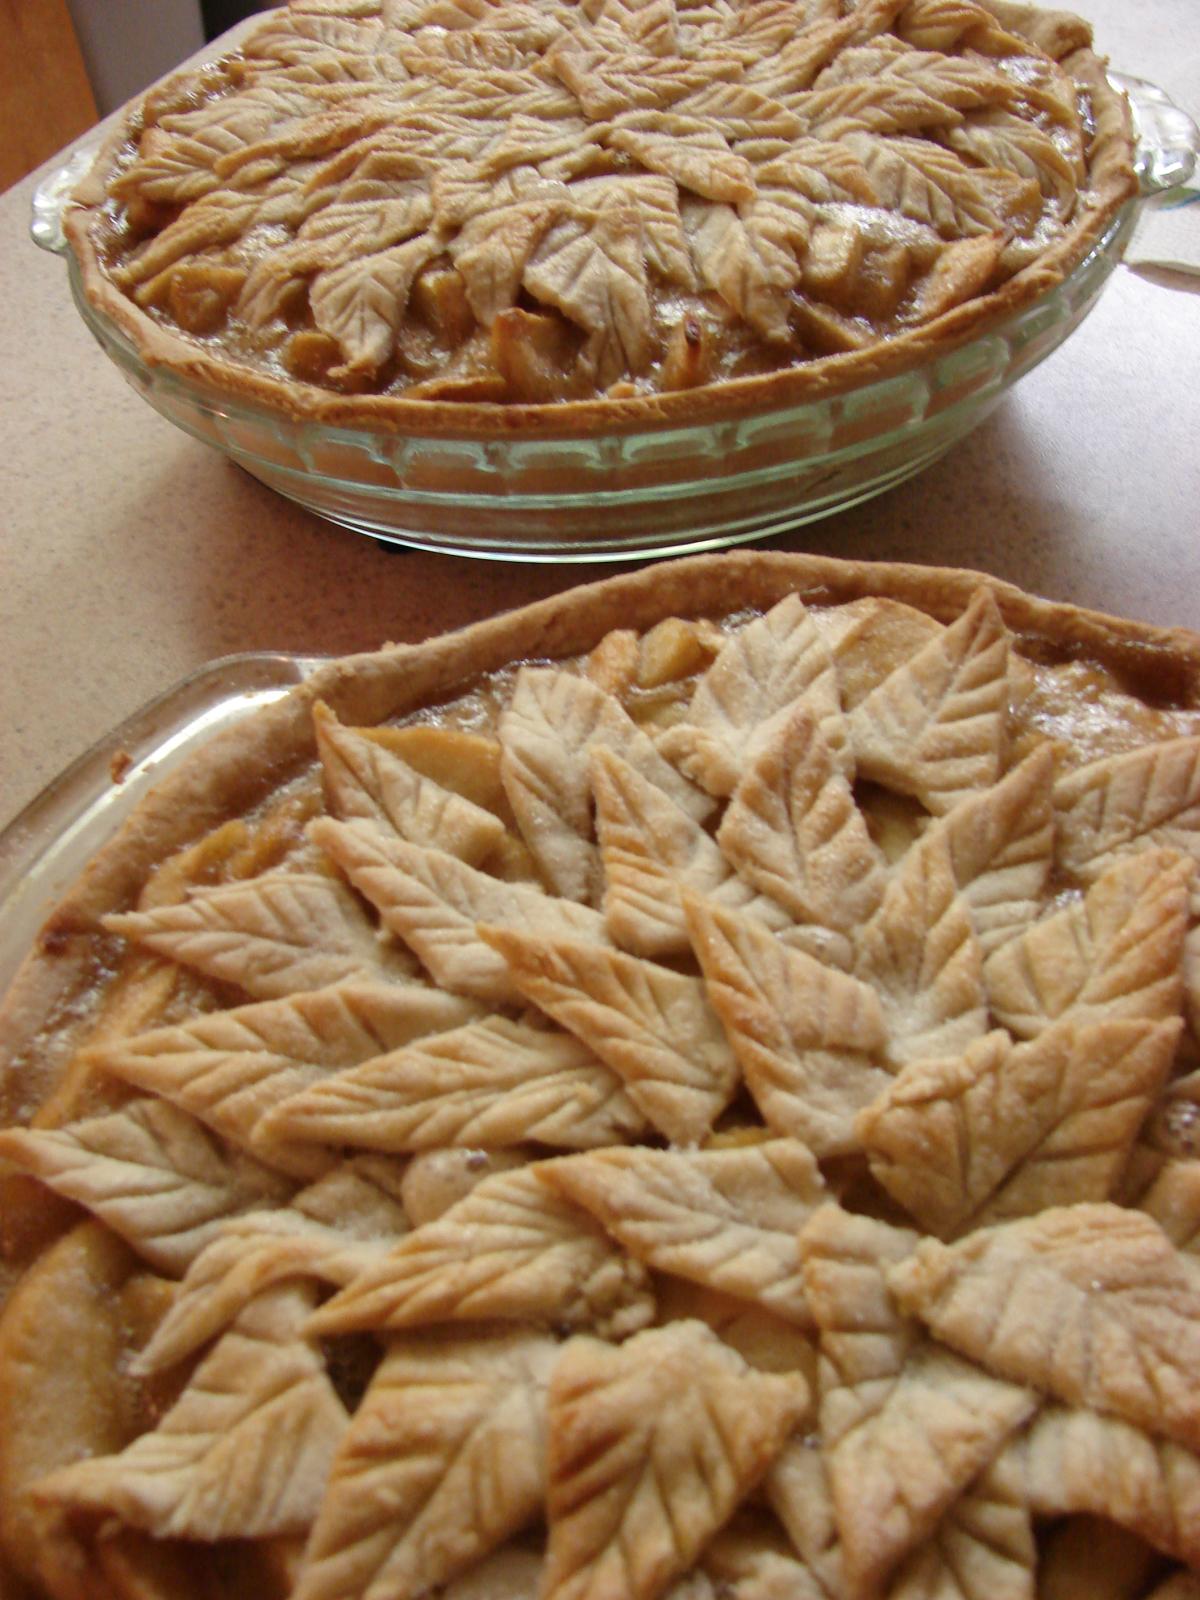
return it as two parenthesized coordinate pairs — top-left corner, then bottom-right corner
(296, 1330), (555, 1600)
(542, 1139), (826, 1324)
(798, 1205), (1035, 1597)
(716, 703), (887, 934)
(890, 1203), (1200, 1451)
(857, 1016), (1181, 1236)
(310, 819), (605, 1005)
(1015, 1405), (1200, 1570)
(885, 1449), (1035, 1600)
(854, 809), (989, 1066)
(85, 979), (481, 1179)
(657, 594), (849, 798)
(1055, 736), (1200, 880)
(35, 1285), (347, 1540)
(542, 1321), (808, 1600)
(499, 665), (710, 901)
(314, 700), (507, 868)
(309, 1164), (653, 1338)
(983, 847), (1192, 1037)
(0, 1097), (291, 1276)
(135, 1209), (391, 1375)
(593, 745), (788, 958)
(910, 744), (1056, 956)
(262, 1013), (647, 1153)
(686, 896), (890, 1157)
(478, 923), (739, 1146)
(105, 872), (416, 999)
(847, 587), (1010, 815)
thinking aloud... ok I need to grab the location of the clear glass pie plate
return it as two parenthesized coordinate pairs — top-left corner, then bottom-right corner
(32, 73), (1198, 563)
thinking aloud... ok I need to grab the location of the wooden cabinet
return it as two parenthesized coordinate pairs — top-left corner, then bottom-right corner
(0, 0), (97, 192)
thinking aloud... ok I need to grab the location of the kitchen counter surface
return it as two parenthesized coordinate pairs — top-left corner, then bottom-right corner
(2, 0), (1198, 833)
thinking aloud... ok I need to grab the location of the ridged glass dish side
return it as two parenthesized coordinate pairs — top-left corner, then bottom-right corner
(33, 74), (1198, 560)
(0, 654), (326, 1000)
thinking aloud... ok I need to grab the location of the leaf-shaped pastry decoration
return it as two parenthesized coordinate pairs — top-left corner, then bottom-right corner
(983, 848), (1193, 1037)
(798, 1205), (1037, 1598)
(310, 233), (440, 373)
(499, 666), (709, 903)
(854, 814), (988, 1065)
(105, 872), (414, 999)
(1014, 1405), (1200, 1570)
(607, 119), (754, 205)
(592, 745), (788, 958)
(682, 195), (806, 342)
(694, 1514), (829, 1600)
(890, 1203), (1200, 1450)
(309, 1164), (653, 1338)
(763, 1434), (843, 1600)
(522, 201), (652, 385)
(799, 46), (1012, 139)
(847, 588), (1010, 815)
(843, 129), (1039, 237)
(542, 1139), (826, 1324)
(1055, 737), (1200, 881)
(907, 744), (1057, 956)
(109, 84), (307, 204)
(571, 172), (697, 290)
(716, 703), (888, 934)
(478, 923), (739, 1146)
(542, 1321), (808, 1600)
(946, 107), (1081, 211)
(295, 1330), (555, 1600)
(885, 1448), (1035, 1600)
(84, 980), (482, 1179)
(657, 594), (849, 799)
(797, 1204), (921, 1437)
(314, 701), (508, 868)
(857, 1017), (1181, 1236)
(686, 896), (891, 1156)
(310, 819), (605, 1004)
(34, 1284), (347, 1539)
(134, 1209), (393, 1375)
(0, 1098), (291, 1276)
(450, 192), (562, 325)
(262, 1014), (647, 1153)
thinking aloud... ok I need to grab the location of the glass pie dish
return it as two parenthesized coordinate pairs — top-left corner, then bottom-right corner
(31, 73), (1197, 563)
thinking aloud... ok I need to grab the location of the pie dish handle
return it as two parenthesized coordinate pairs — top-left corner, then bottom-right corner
(29, 142), (103, 256)
(1112, 72), (1199, 196)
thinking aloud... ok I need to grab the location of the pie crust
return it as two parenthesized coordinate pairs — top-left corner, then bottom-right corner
(62, 0), (1136, 431)
(5, 551), (1200, 1600)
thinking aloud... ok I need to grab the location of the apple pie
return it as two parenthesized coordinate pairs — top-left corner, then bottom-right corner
(5, 551), (1200, 1599)
(63, 0), (1135, 418)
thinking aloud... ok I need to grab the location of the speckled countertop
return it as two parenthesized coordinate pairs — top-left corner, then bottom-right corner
(1, 0), (1197, 835)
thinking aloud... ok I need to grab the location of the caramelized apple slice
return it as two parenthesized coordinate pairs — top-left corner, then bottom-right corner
(491, 308), (580, 403)
(0, 1224), (157, 1598)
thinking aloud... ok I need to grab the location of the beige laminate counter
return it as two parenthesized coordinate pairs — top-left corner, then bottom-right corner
(1, 0), (1198, 835)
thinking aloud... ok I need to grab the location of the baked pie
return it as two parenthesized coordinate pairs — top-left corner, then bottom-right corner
(5, 552), (1200, 1600)
(64, 0), (1135, 418)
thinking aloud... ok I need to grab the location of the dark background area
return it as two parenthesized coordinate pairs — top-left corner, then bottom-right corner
(202, 0), (274, 40)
